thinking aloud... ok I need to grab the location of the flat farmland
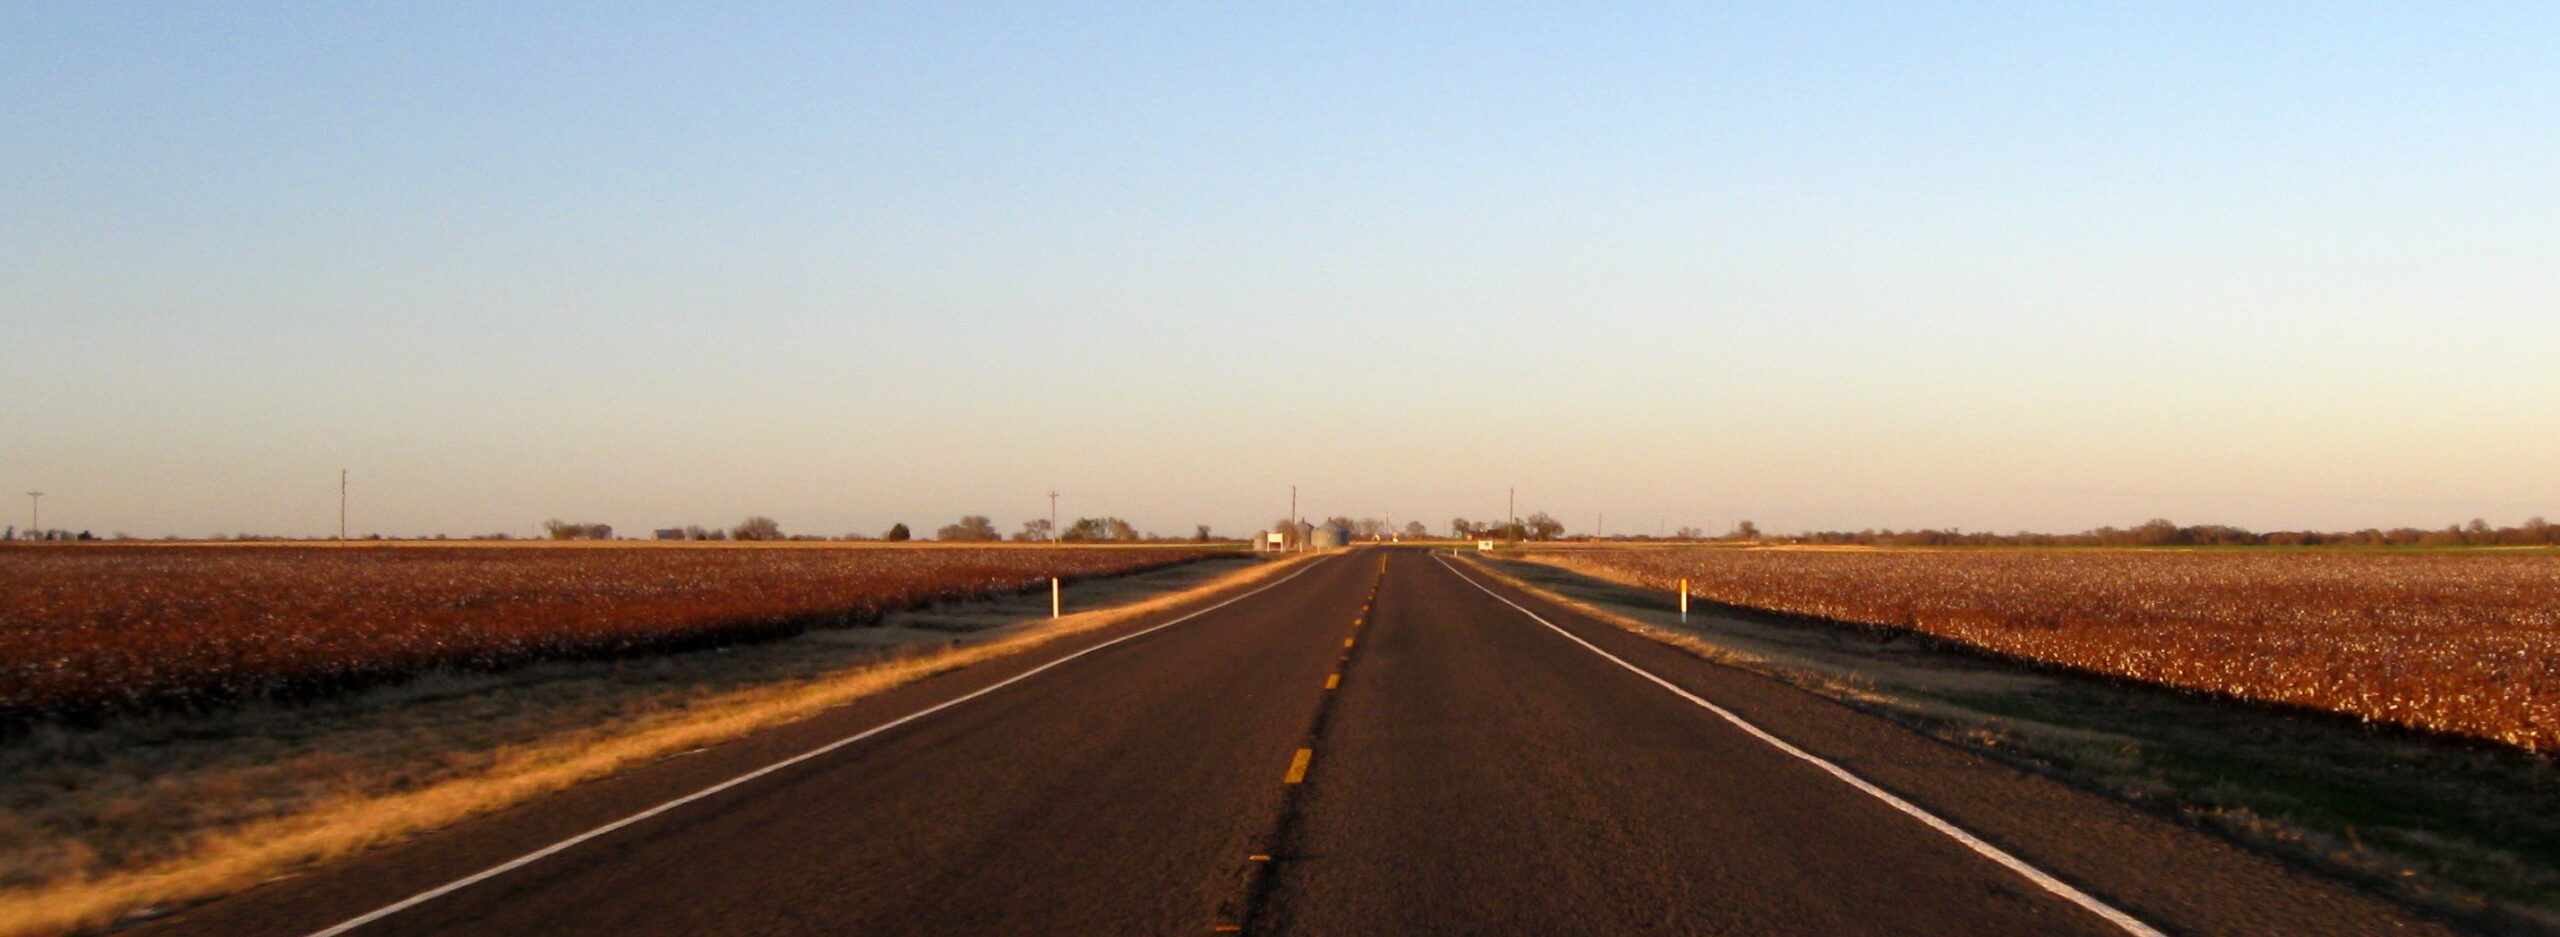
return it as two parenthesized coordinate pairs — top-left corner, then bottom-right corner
(0, 543), (1222, 723)
(1535, 547), (2560, 750)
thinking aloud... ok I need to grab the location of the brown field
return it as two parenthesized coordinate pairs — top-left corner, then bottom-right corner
(0, 543), (1222, 723)
(1531, 547), (2560, 750)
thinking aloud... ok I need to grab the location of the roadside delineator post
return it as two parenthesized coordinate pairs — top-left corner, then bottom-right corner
(1052, 577), (1061, 619)
(1679, 578), (1689, 623)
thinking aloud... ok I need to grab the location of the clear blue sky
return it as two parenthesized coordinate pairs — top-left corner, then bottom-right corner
(6, 3), (2555, 538)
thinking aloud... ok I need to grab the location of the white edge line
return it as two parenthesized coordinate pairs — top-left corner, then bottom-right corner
(1432, 555), (2169, 937)
(303, 555), (1337, 937)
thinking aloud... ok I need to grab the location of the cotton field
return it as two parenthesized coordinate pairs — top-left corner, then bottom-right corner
(1538, 547), (2560, 751)
(0, 544), (1220, 722)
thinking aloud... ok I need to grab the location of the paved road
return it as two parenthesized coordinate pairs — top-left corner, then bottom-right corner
(138, 548), (2459, 936)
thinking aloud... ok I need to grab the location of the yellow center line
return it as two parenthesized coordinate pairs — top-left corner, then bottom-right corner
(1324, 673), (1340, 689)
(1343, 637), (1355, 648)
(1284, 747), (1313, 783)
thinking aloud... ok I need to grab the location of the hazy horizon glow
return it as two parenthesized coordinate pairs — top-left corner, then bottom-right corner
(7, 4), (2556, 539)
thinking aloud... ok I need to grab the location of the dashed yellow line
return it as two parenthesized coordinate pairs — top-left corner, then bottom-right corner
(1343, 637), (1355, 648)
(1284, 747), (1313, 784)
(1324, 673), (1340, 689)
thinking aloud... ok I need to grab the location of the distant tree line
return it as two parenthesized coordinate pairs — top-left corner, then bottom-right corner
(3, 527), (93, 541)
(1780, 516), (2560, 548)
(1252, 516), (1438, 547)
(1447, 513), (1567, 541)
(1400, 513), (2560, 548)
(630, 514), (1229, 544)
(912, 514), (1218, 543)
(542, 519), (614, 540)
(46, 512), (2556, 549)
(630, 518), (790, 541)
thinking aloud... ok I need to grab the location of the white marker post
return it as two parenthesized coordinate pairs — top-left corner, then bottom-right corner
(1679, 578), (1689, 623)
(1051, 577), (1061, 619)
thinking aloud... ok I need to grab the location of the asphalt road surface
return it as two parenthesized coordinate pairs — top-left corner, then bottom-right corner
(135, 548), (2460, 936)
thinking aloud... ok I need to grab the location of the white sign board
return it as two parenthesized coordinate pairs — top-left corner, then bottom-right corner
(1477, 540), (1496, 551)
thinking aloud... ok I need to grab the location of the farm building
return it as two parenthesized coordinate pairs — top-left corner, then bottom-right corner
(1257, 521), (1350, 551)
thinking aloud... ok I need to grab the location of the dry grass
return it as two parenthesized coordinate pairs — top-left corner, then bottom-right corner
(0, 553), (1310, 937)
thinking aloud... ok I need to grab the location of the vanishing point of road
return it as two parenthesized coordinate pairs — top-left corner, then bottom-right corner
(134, 548), (2457, 936)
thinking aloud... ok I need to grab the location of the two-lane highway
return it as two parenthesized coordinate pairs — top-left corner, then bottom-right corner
(1268, 551), (2132, 935)
(136, 547), (2459, 937)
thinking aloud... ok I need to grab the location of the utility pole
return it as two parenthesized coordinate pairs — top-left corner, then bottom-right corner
(1048, 491), (1059, 545)
(1290, 484), (1298, 552)
(339, 470), (349, 543)
(24, 492), (39, 539)
(1508, 487), (1516, 542)
(1597, 512), (1604, 540)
